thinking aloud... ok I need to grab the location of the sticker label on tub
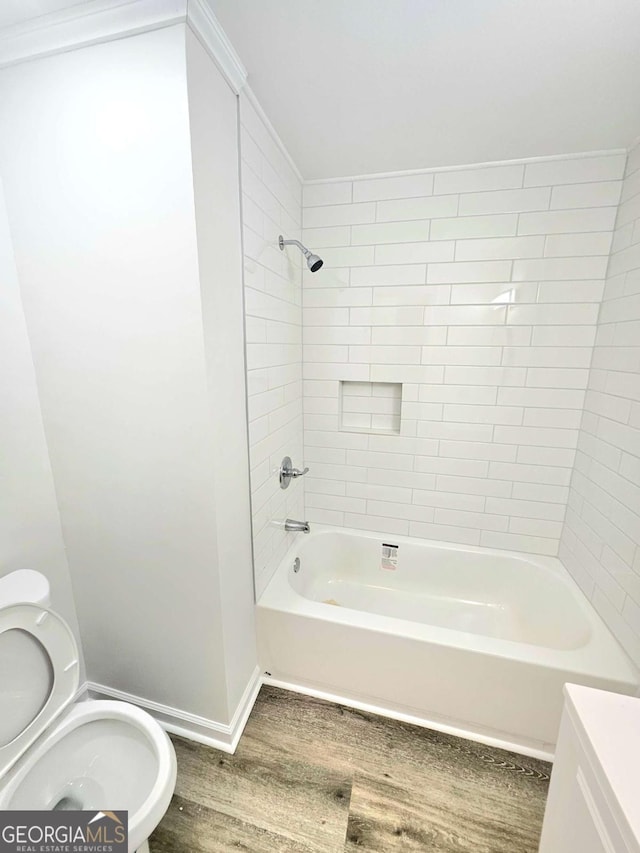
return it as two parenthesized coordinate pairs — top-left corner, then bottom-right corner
(381, 543), (399, 570)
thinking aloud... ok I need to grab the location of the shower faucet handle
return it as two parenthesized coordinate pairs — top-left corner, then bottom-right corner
(291, 466), (309, 478)
(279, 456), (309, 489)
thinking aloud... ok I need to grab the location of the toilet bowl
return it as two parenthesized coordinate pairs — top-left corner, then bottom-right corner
(0, 570), (177, 853)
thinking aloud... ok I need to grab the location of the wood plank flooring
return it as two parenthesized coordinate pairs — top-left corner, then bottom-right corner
(149, 686), (551, 852)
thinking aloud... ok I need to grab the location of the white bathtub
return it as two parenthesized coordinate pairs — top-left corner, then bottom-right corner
(256, 525), (638, 759)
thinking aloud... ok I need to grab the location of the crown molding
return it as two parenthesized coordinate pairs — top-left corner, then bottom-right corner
(0, 0), (248, 93)
(0, 0), (186, 68)
(187, 0), (246, 94)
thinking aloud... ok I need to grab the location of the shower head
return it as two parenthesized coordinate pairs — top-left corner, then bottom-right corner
(305, 252), (324, 273)
(279, 235), (324, 273)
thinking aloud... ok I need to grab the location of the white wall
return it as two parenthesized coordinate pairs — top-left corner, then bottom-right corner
(560, 141), (640, 669)
(0, 178), (84, 674)
(301, 153), (625, 554)
(240, 92), (305, 597)
(0, 24), (255, 725)
(185, 29), (257, 714)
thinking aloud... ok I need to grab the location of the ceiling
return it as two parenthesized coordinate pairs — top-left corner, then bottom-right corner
(1, 1), (639, 180)
(210, 0), (640, 179)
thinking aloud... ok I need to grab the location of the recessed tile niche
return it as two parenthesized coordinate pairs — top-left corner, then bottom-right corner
(340, 381), (402, 434)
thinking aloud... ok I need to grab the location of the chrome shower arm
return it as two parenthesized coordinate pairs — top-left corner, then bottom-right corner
(278, 236), (309, 256)
(278, 234), (324, 272)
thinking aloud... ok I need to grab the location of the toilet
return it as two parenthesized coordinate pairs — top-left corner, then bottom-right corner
(0, 570), (177, 853)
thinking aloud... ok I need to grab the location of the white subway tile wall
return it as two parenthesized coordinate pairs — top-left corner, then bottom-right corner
(240, 94), (304, 597)
(560, 141), (640, 668)
(301, 153), (625, 554)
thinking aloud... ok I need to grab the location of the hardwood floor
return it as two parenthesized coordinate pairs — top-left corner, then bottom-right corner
(150, 686), (551, 852)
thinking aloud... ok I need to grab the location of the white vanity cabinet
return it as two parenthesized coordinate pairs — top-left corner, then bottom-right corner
(539, 684), (640, 853)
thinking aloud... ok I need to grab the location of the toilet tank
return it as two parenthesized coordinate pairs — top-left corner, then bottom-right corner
(0, 570), (51, 608)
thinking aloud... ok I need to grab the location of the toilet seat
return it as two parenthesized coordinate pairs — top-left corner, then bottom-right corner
(0, 572), (176, 853)
(0, 603), (79, 779)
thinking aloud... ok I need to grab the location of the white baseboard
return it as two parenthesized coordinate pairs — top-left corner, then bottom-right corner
(84, 669), (553, 762)
(86, 665), (262, 754)
(263, 676), (555, 763)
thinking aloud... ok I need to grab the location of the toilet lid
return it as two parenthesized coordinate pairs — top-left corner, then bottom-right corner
(0, 604), (79, 779)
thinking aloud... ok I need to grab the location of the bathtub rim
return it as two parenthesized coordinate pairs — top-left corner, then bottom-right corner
(259, 524), (639, 685)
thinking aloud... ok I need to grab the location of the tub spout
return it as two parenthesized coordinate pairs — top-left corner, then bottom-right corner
(284, 518), (310, 533)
